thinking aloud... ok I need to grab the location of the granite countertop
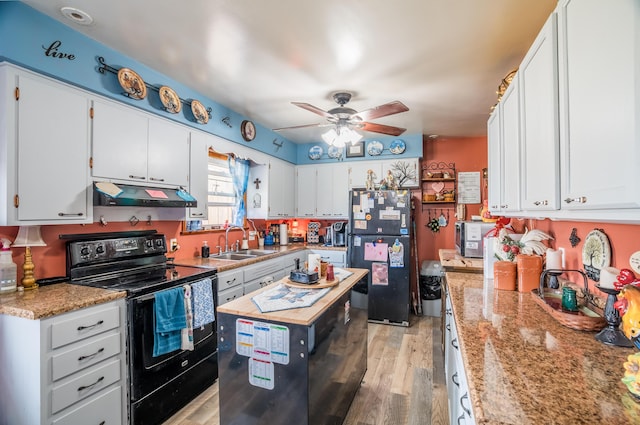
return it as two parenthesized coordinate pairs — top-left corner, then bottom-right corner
(446, 271), (640, 424)
(0, 283), (126, 320)
(173, 244), (346, 272)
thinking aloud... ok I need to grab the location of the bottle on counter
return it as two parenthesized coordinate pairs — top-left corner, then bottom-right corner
(0, 238), (17, 293)
(201, 241), (210, 258)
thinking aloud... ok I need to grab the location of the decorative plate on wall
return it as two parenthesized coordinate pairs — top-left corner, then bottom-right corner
(308, 145), (323, 160)
(327, 145), (343, 159)
(159, 86), (181, 114)
(367, 140), (384, 156)
(117, 68), (146, 100)
(191, 100), (209, 124)
(389, 139), (406, 154)
(582, 229), (611, 281)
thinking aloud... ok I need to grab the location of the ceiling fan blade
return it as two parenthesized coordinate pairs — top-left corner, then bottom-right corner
(359, 122), (407, 136)
(292, 102), (335, 119)
(273, 122), (332, 131)
(351, 101), (409, 121)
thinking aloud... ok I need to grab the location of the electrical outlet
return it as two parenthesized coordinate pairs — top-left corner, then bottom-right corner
(249, 231), (257, 241)
(170, 238), (179, 252)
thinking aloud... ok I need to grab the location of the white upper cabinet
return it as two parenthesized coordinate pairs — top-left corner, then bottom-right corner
(316, 164), (349, 218)
(349, 161), (381, 190)
(0, 63), (92, 225)
(268, 159), (295, 218)
(519, 12), (559, 212)
(558, 0), (640, 212)
(499, 74), (521, 213)
(92, 99), (189, 187)
(487, 109), (502, 214)
(295, 165), (317, 217)
(187, 131), (210, 220)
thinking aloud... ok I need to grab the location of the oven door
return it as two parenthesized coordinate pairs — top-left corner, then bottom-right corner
(128, 279), (218, 402)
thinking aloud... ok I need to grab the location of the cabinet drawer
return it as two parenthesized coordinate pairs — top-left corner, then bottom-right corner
(52, 331), (122, 382)
(53, 385), (122, 425)
(51, 304), (120, 349)
(310, 250), (346, 265)
(244, 275), (276, 295)
(218, 285), (244, 305)
(218, 269), (243, 290)
(51, 358), (121, 414)
(243, 258), (284, 281)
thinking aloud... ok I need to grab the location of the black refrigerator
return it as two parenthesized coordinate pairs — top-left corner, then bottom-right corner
(348, 190), (411, 326)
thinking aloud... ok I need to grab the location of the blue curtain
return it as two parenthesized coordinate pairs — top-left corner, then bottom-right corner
(229, 157), (250, 227)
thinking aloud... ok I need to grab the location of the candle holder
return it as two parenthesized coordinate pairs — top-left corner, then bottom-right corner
(545, 269), (563, 290)
(595, 285), (634, 347)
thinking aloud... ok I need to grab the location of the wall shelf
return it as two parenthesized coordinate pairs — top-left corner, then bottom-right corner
(421, 162), (456, 205)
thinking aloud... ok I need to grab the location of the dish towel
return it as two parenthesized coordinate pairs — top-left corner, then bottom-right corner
(191, 278), (215, 328)
(181, 284), (194, 351)
(153, 287), (187, 357)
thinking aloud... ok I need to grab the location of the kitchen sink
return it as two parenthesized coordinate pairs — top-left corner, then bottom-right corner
(238, 249), (275, 256)
(212, 253), (258, 261)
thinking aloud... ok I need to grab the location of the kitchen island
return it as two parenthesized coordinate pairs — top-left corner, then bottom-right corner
(216, 268), (368, 425)
(446, 271), (639, 424)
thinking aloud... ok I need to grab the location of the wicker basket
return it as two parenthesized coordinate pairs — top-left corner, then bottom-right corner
(531, 269), (606, 332)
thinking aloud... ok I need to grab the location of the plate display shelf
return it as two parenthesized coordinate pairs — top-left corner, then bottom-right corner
(421, 162), (456, 204)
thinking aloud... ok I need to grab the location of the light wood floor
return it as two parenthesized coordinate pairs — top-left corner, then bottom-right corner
(162, 315), (448, 425)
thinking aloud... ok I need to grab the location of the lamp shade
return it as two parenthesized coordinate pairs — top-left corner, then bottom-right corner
(12, 226), (47, 247)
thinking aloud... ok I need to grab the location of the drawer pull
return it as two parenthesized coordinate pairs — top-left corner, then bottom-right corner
(99, 422), (106, 425)
(451, 338), (459, 350)
(149, 177), (165, 182)
(225, 278), (237, 287)
(58, 212), (84, 217)
(77, 376), (104, 392)
(446, 324), (451, 331)
(77, 320), (104, 331)
(451, 372), (460, 387)
(129, 175), (146, 180)
(460, 392), (471, 416)
(78, 347), (105, 361)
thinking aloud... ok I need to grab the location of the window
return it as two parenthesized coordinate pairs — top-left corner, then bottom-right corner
(202, 152), (235, 229)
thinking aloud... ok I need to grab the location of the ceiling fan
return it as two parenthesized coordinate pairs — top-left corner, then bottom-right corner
(274, 91), (409, 137)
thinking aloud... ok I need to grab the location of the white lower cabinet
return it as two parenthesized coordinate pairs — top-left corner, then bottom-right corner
(0, 299), (127, 425)
(444, 291), (476, 425)
(309, 249), (346, 268)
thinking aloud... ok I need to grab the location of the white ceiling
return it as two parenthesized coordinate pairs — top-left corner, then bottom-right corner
(22, 0), (557, 144)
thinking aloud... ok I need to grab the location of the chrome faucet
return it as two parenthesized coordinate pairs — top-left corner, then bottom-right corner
(225, 226), (246, 252)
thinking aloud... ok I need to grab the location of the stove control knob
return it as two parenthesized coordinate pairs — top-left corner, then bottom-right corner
(95, 245), (105, 254)
(155, 239), (164, 247)
(146, 240), (153, 249)
(80, 246), (90, 257)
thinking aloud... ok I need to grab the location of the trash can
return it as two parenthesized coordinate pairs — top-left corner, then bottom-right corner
(420, 260), (443, 317)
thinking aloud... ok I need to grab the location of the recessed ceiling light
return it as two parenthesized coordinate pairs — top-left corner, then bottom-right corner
(60, 6), (93, 25)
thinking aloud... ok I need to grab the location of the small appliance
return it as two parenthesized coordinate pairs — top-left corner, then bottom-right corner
(331, 222), (348, 247)
(324, 226), (333, 246)
(455, 221), (496, 258)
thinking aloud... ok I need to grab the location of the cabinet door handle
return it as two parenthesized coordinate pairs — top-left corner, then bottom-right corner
(564, 196), (587, 204)
(77, 375), (104, 392)
(77, 320), (104, 331)
(446, 324), (451, 331)
(149, 177), (165, 182)
(451, 338), (459, 350)
(533, 200), (548, 206)
(129, 175), (146, 180)
(490, 204), (499, 209)
(460, 392), (471, 416)
(457, 413), (466, 425)
(78, 347), (105, 361)
(191, 212), (204, 216)
(58, 212), (84, 217)
(451, 371), (460, 387)
(500, 204), (507, 209)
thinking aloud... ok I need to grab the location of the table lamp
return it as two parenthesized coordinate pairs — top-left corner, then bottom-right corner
(12, 225), (47, 290)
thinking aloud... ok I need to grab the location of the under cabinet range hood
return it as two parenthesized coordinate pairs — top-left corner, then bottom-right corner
(93, 182), (197, 208)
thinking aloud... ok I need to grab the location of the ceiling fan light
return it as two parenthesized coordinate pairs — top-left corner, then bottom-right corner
(322, 128), (338, 144)
(347, 129), (363, 144)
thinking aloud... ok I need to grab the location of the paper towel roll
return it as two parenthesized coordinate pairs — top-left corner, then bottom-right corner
(307, 254), (321, 273)
(280, 223), (288, 246)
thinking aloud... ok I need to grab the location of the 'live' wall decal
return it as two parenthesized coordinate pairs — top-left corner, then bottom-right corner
(42, 41), (75, 60)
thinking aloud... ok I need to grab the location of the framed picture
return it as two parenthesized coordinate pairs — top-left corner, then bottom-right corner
(346, 141), (365, 158)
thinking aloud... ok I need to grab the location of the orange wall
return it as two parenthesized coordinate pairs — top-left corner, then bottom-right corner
(415, 136), (488, 264)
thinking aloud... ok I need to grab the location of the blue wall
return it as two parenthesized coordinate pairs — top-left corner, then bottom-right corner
(0, 2), (423, 165)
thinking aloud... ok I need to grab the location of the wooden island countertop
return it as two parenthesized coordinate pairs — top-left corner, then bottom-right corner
(217, 268), (367, 326)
